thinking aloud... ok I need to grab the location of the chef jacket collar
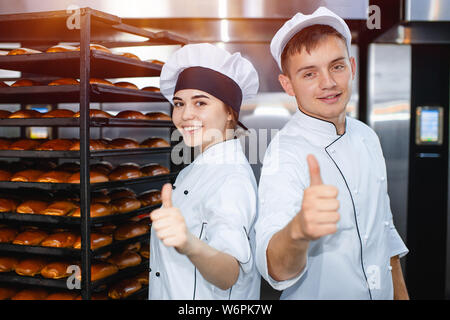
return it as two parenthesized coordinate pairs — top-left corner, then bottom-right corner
(193, 138), (247, 166)
(294, 108), (347, 147)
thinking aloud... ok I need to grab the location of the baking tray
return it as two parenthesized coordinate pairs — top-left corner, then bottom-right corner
(0, 147), (171, 158)
(0, 172), (177, 191)
(0, 84), (167, 103)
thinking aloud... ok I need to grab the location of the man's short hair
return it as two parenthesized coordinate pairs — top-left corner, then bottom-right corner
(280, 24), (349, 75)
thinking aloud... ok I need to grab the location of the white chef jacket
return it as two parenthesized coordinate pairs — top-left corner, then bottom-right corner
(149, 138), (261, 300)
(255, 109), (408, 300)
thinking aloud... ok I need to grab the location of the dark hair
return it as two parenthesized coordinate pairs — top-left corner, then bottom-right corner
(280, 24), (348, 75)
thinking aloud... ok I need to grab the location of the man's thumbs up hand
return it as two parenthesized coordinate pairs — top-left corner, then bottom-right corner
(291, 154), (340, 241)
(161, 183), (173, 208)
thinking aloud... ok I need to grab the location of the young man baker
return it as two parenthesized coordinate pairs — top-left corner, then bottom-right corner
(255, 7), (409, 299)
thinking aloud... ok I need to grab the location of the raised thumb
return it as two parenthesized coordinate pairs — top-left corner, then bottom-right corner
(307, 154), (323, 186)
(161, 183), (173, 208)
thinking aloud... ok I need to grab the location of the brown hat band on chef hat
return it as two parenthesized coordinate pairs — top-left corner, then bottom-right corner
(174, 66), (243, 116)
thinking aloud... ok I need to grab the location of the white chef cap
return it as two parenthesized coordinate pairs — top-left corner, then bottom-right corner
(270, 6), (352, 71)
(160, 43), (259, 130)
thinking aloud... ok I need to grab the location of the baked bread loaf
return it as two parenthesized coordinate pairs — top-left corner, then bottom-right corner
(13, 229), (48, 246)
(36, 139), (75, 151)
(90, 78), (113, 86)
(42, 201), (78, 216)
(93, 223), (116, 235)
(0, 228), (18, 243)
(67, 170), (109, 184)
(0, 287), (19, 300)
(11, 288), (48, 300)
(138, 190), (161, 207)
(73, 232), (113, 250)
(42, 109), (76, 118)
(108, 188), (136, 200)
(108, 278), (142, 299)
(0, 139), (11, 149)
(7, 48), (41, 55)
(10, 169), (44, 182)
(75, 262), (118, 281)
(147, 59), (164, 65)
(136, 270), (149, 285)
(140, 137), (170, 148)
(107, 250), (142, 270)
(11, 79), (40, 87)
(15, 257), (47, 276)
(45, 45), (78, 53)
(96, 251), (112, 261)
(0, 198), (18, 212)
(47, 78), (79, 86)
(9, 139), (43, 150)
(36, 171), (72, 183)
(91, 192), (111, 204)
(41, 261), (71, 279)
(0, 170), (12, 181)
(114, 110), (148, 120)
(114, 82), (138, 90)
(8, 109), (42, 118)
(124, 242), (141, 252)
(141, 86), (160, 92)
(115, 52), (140, 60)
(73, 109), (112, 118)
(76, 44), (111, 53)
(69, 203), (114, 218)
(108, 138), (140, 149)
(110, 197), (141, 214)
(141, 164), (169, 176)
(56, 162), (80, 173)
(16, 200), (48, 214)
(90, 162), (113, 175)
(139, 244), (150, 259)
(114, 222), (150, 241)
(108, 164), (142, 181)
(145, 112), (171, 121)
(0, 256), (19, 272)
(45, 291), (78, 300)
(41, 231), (77, 248)
(69, 139), (108, 151)
(0, 110), (12, 118)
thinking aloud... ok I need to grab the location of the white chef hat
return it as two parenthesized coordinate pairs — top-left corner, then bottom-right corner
(160, 43), (259, 130)
(270, 6), (352, 71)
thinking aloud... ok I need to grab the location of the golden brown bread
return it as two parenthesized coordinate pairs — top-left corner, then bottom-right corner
(42, 201), (78, 216)
(42, 109), (76, 117)
(90, 162), (113, 175)
(45, 45), (78, 53)
(15, 257), (47, 276)
(136, 270), (149, 285)
(69, 139), (108, 151)
(91, 193), (111, 204)
(11, 288), (48, 300)
(108, 164), (142, 181)
(16, 200), (48, 214)
(7, 48), (41, 55)
(114, 222), (150, 241)
(140, 137), (170, 148)
(110, 197), (141, 214)
(96, 251), (112, 261)
(0, 170), (12, 181)
(67, 170), (109, 184)
(75, 262), (118, 281)
(47, 78), (79, 86)
(90, 78), (113, 86)
(8, 109), (42, 118)
(0, 110), (12, 118)
(141, 163), (170, 177)
(10, 169), (45, 182)
(76, 44), (111, 53)
(123, 242), (141, 252)
(0, 228), (18, 243)
(114, 110), (148, 120)
(108, 188), (137, 200)
(114, 82), (138, 90)
(36, 171), (72, 183)
(41, 231), (77, 248)
(35, 139), (75, 151)
(73, 232), (113, 250)
(0, 198), (18, 212)
(0, 138), (12, 149)
(107, 250), (142, 270)
(69, 203), (114, 218)
(138, 190), (161, 207)
(108, 277), (142, 299)
(145, 112), (171, 121)
(13, 229), (48, 246)
(108, 138), (140, 149)
(41, 261), (71, 279)
(115, 52), (140, 60)
(0, 287), (19, 300)
(93, 223), (116, 235)
(139, 244), (150, 259)
(0, 256), (19, 272)
(141, 86), (160, 92)
(73, 109), (112, 118)
(45, 291), (78, 300)
(11, 79), (40, 87)
(8, 139), (43, 150)
(147, 59), (164, 65)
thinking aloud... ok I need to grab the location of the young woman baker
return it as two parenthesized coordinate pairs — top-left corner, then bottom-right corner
(148, 43), (261, 300)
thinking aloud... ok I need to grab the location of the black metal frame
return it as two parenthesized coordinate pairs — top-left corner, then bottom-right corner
(0, 7), (186, 300)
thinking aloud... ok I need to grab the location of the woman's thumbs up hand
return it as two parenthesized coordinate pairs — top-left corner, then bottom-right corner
(291, 154), (340, 241)
(150, 183), (194, 254)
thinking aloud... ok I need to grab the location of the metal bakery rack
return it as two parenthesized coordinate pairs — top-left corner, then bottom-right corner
(0, 7), (187, 300)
